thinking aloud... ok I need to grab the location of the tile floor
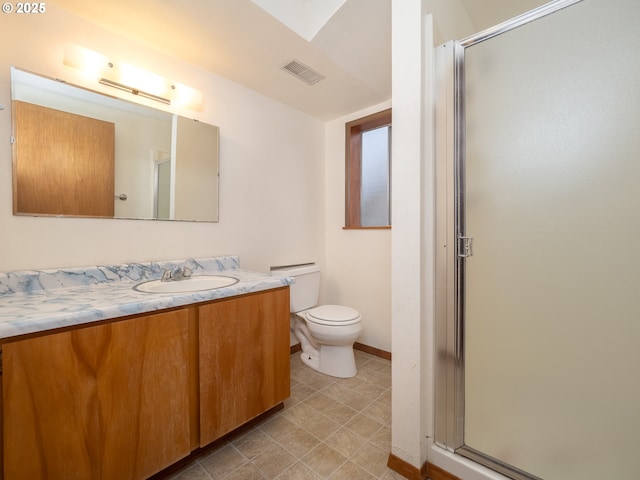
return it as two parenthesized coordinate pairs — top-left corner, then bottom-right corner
(168, 349), (406, 480)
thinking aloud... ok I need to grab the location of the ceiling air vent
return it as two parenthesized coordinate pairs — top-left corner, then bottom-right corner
(281, 60), (325, 85)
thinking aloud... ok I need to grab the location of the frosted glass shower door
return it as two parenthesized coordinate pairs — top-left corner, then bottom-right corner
(460, 0), (640, 478)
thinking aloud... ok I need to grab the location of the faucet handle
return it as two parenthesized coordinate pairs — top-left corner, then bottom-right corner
(161, 269), (172, 282)
(171, 266), (192, 281)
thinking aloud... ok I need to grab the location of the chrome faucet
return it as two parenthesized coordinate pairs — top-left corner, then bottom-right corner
(160, 266), (193, 282)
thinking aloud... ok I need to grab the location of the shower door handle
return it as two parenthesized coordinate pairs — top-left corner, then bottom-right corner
(457, 235), (474, 258)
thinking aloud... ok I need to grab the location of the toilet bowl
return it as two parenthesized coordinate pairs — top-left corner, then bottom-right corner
(294, 304), (363, 378)
(270, 264), (363, 378)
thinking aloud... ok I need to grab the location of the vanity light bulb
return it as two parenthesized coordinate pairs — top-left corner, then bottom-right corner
(63, 45), (108, 81)
(172, 83), (204, 111)
(62, 44), (203, 111)
(116, 62), (171, 98)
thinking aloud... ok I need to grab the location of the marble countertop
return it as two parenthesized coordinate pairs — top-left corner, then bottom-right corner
(0, 256), (293, 341)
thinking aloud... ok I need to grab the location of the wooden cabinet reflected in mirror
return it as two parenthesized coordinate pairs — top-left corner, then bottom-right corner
(11, 68), (219, 222)
(13, 101), (116, 217)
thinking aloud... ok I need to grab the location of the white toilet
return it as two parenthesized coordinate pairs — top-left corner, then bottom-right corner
(272, 264), (362, 378)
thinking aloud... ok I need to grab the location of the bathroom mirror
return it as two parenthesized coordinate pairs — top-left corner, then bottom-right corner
(10, 67), (219, 222)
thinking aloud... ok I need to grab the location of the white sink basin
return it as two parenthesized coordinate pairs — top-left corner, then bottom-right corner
(133, 275), (239, 293)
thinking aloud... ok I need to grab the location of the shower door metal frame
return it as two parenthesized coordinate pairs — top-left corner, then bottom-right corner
(434, 1), (583, 479)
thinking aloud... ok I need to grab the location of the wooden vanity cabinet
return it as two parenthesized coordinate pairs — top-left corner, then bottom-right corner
(199, 287), (290, 445)
(1, 286), (290, 479)
(2, 309), (191, 480)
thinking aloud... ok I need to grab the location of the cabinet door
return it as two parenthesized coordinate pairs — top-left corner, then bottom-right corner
(3, 310), (191, 480)
(13, 100), (116, 217)
(199, 288), (290, 445)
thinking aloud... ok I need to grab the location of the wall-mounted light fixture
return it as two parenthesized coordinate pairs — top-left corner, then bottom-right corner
(98, 77), (171, 105)
(63, 45), (203, 111)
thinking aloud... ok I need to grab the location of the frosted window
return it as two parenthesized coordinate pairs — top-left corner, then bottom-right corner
(360, 126), (391, 226)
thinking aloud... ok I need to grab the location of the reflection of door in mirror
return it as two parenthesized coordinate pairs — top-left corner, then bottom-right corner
(173, 117), (219, 222)
(13, 100), (115, 217)
(153, 150), (171, 220)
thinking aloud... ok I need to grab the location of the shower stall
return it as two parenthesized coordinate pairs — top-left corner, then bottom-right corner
(434, 0), (640, 478)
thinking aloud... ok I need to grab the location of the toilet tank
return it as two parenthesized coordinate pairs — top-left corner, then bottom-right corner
(271, 264), (320, 313)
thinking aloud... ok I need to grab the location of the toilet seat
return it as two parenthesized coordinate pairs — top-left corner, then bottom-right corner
(306, 305), (361, 326)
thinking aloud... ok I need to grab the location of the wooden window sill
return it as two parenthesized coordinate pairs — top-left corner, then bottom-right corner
(343, 226), (391, 230)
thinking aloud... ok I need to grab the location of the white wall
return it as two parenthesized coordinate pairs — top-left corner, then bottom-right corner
(426, 0), (475, 44)
(0, 4), (324, 273)
(324, 101), (392, 353)
(390, 0), (432, 469)
(388, 0), (473, 471)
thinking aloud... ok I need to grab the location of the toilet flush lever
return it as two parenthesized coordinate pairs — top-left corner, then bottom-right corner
(457, 235), (474, 258)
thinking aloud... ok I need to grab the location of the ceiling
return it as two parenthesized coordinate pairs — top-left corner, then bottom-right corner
(48, 0), (548, 121)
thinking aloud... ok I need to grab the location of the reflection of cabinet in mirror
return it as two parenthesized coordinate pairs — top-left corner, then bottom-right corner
(12, 100), (116, 217)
